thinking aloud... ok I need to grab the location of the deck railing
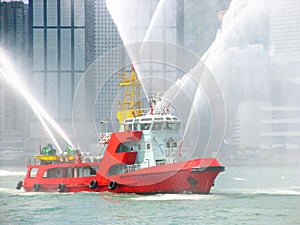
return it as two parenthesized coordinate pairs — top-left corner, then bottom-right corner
(99, 133), (112, 144)
(164, 147), (192, 163)
(125, 164), (141, 173)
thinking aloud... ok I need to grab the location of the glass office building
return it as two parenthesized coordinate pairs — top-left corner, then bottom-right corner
(93, 0), (124, 129)
(30, 0), (86, 119)
(0, 1), (29, 160)
(0, 1), (29, 137)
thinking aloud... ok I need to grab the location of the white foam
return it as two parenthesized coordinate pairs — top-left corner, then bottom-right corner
(233, 177), (248, 181)
(254, 188), (300, 196)
(222, 188), (300, 196)
(0, 170), (26, 177)
(17, 191), (57, 196)
(133, 194), (218, 201)
(0, 187), (18, 193)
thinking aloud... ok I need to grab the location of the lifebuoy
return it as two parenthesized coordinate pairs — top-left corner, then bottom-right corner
(108, 181), (118, 190)
(57, 183), (66, 193)
(33, 183), (40, 192)
(89, 180), (98, 190)
(16, 181), (23, 190)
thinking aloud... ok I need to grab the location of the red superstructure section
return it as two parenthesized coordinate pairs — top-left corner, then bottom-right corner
(98, 131), (142, 176)
(22, 162), (106, 192)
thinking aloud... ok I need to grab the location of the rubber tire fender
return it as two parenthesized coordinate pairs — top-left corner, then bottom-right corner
(58, 183), (66, 193)
(33, 183), (40, 192)
(89, 180), (98, 190)
(16, 181), (23, 190)
(108, 181), (118, 190)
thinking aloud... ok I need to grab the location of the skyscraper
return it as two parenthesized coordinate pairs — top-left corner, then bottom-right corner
(0, 1), (29, 147)
(270, 0), (300, 105)
(0, 1), (29, 66)
(182, 0), (230, 56)
(27, 0), (95, 150)
(93, 0), (124, 130)
(267, 0), (300, 153)
(30, 0), (87, 119)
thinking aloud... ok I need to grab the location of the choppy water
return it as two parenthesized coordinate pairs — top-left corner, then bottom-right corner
(0, 166), (299, 224)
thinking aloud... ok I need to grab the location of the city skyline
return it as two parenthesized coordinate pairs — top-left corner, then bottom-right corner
(0, 0), (299, 164)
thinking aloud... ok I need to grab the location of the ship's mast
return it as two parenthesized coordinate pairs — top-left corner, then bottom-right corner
(117, 66), (143, 124)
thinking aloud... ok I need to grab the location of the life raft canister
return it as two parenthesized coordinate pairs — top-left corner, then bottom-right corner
(108, 181), (118, 190)
(33, 183), (40, 192)
(16, 181), (23, 190)
(89, 180), (98, 190)
(57, 183), (66, 193)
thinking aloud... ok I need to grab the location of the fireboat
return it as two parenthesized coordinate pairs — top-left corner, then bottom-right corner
(17, 67), (224, 194)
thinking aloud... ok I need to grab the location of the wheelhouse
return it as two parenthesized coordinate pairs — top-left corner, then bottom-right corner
(120, 114), (181, 132)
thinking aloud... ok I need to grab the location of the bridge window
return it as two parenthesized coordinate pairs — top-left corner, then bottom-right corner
(124, 124), (129, 131)
(152, 122), (163, 130)
(133, 123), (139, 130)
(140, 123), (151, 130)
(124, 123), (133, 131)
(165, 122), (180, 130)
(117, 143), (130, 152)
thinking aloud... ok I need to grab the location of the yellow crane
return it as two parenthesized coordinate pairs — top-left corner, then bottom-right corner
(117, 66), (143, 124)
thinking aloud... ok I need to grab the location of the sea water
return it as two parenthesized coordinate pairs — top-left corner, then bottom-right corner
(0, 166), (299, 225)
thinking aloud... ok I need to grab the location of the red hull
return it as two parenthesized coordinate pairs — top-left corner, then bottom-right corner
(104, 158), (224, 194)
(21, 132), (224, 194)
(22, 158), (224, 194)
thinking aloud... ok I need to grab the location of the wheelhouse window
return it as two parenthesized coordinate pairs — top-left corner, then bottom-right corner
(30, 167), (38, 178)
(152, 122), (163, 130)
(123, 119), (133, 131)
(165, 122), (180, 130)
(140, 123), (151, 130)
(133, 123), (139, 130)
(124, 124), (129, 131)
(117, 143), (130, 153)
(124, 123), (133, 131)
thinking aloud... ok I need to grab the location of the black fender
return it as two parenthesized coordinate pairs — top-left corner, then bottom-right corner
(16, 181), (23, 190)
(89, 180), (98, 190)
(57, 183), (66, 193)
(108, 181), (118, 190)
(33, 183), (40, 192)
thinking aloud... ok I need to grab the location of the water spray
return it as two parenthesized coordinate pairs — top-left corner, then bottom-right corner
(0, 49), (75, 153)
